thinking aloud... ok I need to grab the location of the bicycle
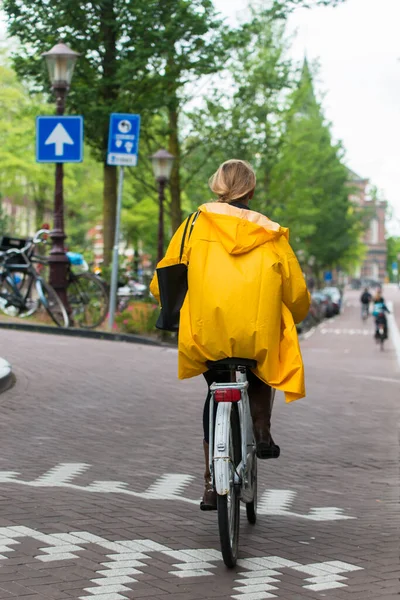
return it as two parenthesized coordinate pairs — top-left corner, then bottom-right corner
(207, 357), (263, 568)
(33, 251), (109, 329)
(361, 304), (369, 321)
(374, 314), (387, 351)
(0, 231), (69, 328)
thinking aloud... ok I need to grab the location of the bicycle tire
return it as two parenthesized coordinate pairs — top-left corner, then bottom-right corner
(0, 274), (39, 318)
(217, 403), (241, 568)
(36, 279), (69, 327)
(245, 453), (257, 525)
(67, 273), (109, 329)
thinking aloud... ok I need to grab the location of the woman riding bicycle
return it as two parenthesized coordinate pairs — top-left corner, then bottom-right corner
(150, 159), (310, 509)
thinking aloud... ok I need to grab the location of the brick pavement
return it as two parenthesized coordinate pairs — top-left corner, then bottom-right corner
(0, 285), (398, 598)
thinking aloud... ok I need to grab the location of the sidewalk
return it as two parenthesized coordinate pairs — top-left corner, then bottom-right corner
(0, 357), (13, 394)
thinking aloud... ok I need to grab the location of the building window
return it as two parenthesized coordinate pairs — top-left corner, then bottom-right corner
(370, 218), (379, 244)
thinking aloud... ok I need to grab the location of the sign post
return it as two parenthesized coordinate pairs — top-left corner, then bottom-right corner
(107, 113), (141, 331)
(36, 115), (84, 312)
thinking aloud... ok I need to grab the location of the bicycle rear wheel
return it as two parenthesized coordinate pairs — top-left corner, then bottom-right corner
(217, 403), (241, 568)
(36, 279), (69, 327)
(67, 273), (109, 328)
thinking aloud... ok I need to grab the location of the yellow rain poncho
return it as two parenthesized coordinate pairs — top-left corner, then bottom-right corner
(150, 202), (310, 402)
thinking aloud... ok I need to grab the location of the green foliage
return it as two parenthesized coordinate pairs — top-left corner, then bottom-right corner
(0, 59), (53, 218)
(0, 56), (102, 248)
(269, 60), (364, 274)
(115, 301), (160, 335)
(2, 0), (231, 247)
(182, 9), (294, 213)
(0, 197), (9, 236)
(386, 236), (400, 282)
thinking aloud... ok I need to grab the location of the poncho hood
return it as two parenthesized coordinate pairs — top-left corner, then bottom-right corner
(198, 202), (288, 255)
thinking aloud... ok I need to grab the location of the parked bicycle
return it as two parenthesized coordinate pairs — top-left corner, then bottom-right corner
(207, 358), (262, 567)
(0, 230), (69, 327)
(34, 251), (109, 329)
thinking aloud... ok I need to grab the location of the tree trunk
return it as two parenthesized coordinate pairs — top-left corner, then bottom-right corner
(34, 197), (46, 230)
(168, 105), (182, 233)
(100, 0), (118, 266)
(34, 182), (49, 229)
(103, 164), (117, 266)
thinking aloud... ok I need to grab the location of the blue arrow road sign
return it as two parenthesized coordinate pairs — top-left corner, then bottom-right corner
(36, 116), (83, 163)
(107, 113), (141, 167)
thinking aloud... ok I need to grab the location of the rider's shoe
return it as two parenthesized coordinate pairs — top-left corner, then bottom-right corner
(200, 441), (217, 511)
(249, 386), (280, 460)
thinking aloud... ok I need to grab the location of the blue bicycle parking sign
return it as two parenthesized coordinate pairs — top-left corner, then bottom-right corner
(107, 113), (141, 167)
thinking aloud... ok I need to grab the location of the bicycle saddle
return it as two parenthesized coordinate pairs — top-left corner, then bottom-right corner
(206, 358), (257, 370)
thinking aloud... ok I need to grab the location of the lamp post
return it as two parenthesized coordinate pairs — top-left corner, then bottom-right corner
(150, 149), (175, 263)
(42, 41), (79, 308)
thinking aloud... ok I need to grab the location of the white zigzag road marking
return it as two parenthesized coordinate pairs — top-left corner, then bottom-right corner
(0, 463), (355, 521)
(0, 526), (363, 599)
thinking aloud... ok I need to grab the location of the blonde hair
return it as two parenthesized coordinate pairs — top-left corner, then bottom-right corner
(209, 159), (256, 203)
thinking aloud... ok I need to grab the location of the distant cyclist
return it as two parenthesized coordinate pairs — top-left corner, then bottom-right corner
(360, 287), (372, 319)
(372, 289), (390, 341)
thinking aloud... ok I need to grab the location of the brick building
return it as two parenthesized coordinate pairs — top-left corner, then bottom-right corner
(348, 169), (387, 282)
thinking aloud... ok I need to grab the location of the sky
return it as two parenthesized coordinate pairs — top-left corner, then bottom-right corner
(214, 0), (400, 234)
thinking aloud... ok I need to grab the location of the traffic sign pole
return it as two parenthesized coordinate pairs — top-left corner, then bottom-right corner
(36, 113), (84, 320)
(108, 166), (125, 331)
(106, 113), (141, 332)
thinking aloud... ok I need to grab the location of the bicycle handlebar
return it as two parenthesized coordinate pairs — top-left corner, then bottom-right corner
(2, 229), (50, 258)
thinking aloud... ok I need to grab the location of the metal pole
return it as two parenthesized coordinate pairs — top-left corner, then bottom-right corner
(48, 84), (71, 316)
(108, 166), (125, 331)
(157, 177), (166, 263)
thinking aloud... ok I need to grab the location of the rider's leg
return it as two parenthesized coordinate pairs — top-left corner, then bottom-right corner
(248, 371), (280, 460)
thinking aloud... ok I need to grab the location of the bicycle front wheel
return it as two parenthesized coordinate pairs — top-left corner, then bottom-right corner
(0, 274), (39, 318)
(67, 273), (109, 329)
(217, 403), (241, 568)
(36, 279), (69, 328)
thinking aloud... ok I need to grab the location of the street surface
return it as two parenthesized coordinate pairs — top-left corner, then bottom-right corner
(0, 285), (399, 599)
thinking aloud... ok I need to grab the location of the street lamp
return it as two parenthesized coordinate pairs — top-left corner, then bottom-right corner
(42, 41), (80, 309)
(150, 149), (175, 262)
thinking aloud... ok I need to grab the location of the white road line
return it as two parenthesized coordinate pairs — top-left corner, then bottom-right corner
(33, 463), (90, 486)
(145, 473), (195, 497)
(0, 466), (355, 521)
(387, 301), (400, 370)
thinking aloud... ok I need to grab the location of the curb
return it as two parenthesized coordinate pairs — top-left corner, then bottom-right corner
(0, 322), (176, 348)
(0, 357), (14, 395)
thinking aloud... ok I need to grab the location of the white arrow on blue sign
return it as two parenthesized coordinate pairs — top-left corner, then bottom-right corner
(107, 113), (141, 167)
(36, 116), (83, 163)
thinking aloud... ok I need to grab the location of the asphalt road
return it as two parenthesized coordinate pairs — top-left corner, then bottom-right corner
(0, 285), (399, 600)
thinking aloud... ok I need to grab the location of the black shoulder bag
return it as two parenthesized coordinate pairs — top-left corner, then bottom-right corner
(155, 212), (198, 332)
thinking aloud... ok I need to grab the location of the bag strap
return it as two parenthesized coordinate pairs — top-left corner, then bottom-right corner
(179, 211), (199, 262)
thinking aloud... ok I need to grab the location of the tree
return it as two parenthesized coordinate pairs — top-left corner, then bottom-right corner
(178, 8), (295, 216)
(269, 59), (363, 280)
(2, 0), (231, 259)
(386, 236), (400, 282)
(0, 58), (102, 245)
(0, 60), (53, 231)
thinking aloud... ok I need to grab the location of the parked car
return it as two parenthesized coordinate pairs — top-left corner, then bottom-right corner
(297, 295), (326, 333)
(322, 286), (342, 315)
(312, 291), (335, 318)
